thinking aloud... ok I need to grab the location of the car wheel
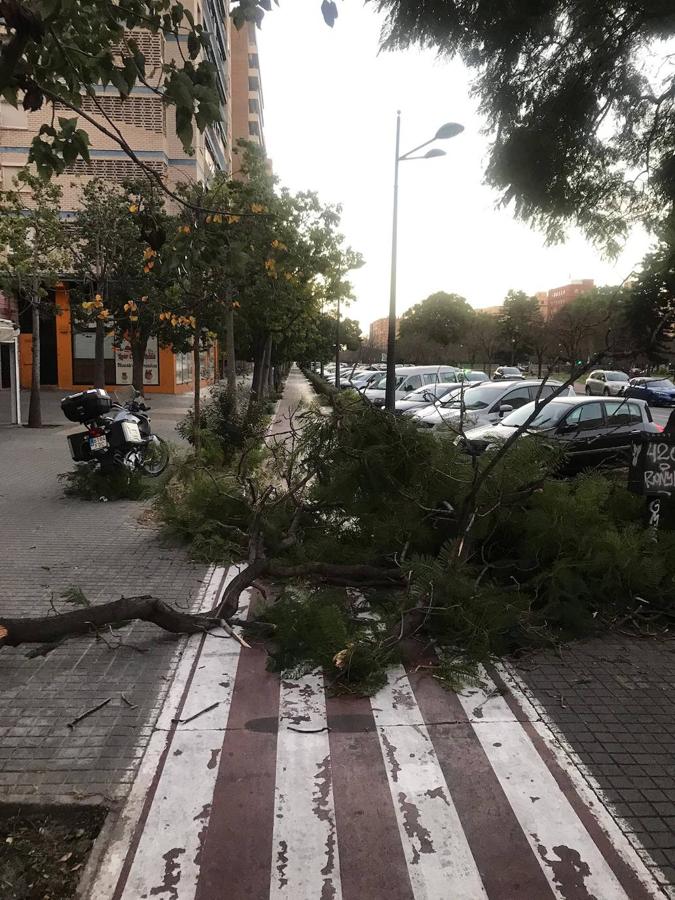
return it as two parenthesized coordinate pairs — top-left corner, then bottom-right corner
(585, 386), (591, 395)
(603, 388), (610, 396)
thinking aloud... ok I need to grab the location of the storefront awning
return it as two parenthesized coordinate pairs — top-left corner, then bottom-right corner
(0, 318), (19, 343)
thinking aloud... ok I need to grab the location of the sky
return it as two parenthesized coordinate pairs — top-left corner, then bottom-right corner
(256, 0), (652, 333)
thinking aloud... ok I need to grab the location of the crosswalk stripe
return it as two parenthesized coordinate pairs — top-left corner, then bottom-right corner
(270, 671), (342, 899)
(458, 671), (630, 900)
(371, 665), (488, 899)
(327, 693), (415, 900)
(408, 666), (556, 899)
(115, 568), (245, 900)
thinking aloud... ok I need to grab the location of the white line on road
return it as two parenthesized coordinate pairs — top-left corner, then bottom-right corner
(269, 671), (342, 900)
(457, 671), (630, 900)
(371, 665), (488, 900)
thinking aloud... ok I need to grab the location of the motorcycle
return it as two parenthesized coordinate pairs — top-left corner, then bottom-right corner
(61, 387), (169, 476)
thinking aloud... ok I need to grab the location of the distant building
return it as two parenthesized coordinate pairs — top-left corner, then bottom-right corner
(479, 305), (503, 317)
(231, 22), (266, 155)
(369, 317), (399, 351)
(537, 279), (595, 320)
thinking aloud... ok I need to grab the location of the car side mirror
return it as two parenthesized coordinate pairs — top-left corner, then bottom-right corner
(498, 404), (513, 416)
(558, 423), (578, 434)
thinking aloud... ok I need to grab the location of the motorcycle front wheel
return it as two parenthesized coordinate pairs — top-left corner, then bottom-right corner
(138, 436), (169, 476)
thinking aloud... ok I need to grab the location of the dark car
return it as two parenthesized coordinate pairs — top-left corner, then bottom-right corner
(461, 396), (660, 472)
(492, 366), (525, 381)
(623, 377), (675, 407)
(458, 370), (489, 383)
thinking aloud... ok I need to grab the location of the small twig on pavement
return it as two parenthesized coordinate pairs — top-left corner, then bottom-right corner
(172, 701), (220, 725)
(67, 697), (113, 729)
(120, 693), (137, 710)
(287, 725), (330, 733)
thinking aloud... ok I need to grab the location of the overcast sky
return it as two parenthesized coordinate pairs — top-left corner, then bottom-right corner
(256, 0), (651, 332)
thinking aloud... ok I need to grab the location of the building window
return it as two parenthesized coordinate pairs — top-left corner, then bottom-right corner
(248, 98), (259, 114)
(248, 76), (259, 92)
(248, 120), (260, 137)
(248, 53), (259, 68)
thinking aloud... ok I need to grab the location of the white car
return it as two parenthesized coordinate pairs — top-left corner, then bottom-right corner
(364, 366), (460, 406)
(413, 380), (574, 432)
(585, 370), (629, 396)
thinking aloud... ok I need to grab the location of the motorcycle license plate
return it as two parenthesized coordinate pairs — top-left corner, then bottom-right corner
(89, 435), (108, 451)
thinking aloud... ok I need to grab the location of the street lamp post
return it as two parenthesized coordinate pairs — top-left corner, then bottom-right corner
(384, 113), (464, 413)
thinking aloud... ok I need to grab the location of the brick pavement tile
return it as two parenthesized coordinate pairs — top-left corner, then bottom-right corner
(0, 392), (210, 805)
(518, 633), (675, 889)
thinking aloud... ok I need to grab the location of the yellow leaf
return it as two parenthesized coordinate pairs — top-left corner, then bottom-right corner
(213, 213), (223, 224)
(128, 203), (138, 214)
(228, 215), (241, 224)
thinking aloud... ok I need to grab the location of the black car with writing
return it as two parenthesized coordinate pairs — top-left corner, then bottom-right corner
(459, 395), (661, 472)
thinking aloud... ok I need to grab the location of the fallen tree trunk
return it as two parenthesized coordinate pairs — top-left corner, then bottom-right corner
(0, 595), (221, 649)
(1, 563), (406, 651)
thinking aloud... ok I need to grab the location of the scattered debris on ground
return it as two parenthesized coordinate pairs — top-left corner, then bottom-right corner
(0, 804), (106, 900)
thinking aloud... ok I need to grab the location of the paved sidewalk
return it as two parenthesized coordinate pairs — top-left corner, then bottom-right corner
(0, 388), (208, 806)
(515, 636), (675, 892)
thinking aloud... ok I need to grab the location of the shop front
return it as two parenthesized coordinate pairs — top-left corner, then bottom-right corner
(18, 285), (217, 395)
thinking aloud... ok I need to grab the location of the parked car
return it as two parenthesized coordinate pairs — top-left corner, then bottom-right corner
(413, 380), (573, 431)
(364, 365), (460, 406)
(623, 377), (675, 407)
(458, 370), (489, 383)
(492, 366), (525, 381)
(584, 370), (629, 396)
(342, 370), (383, 392)
(393, 382), (464, 416)
(459, 396), (659, 471)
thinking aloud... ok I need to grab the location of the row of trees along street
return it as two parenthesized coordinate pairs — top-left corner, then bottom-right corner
(385, 277), (675, 375)
(0, 145), (363, 429)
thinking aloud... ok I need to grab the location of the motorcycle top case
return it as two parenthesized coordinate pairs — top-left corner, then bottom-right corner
(61, 388), (113, 423)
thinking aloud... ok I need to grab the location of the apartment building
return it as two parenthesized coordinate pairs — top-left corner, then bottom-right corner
(0, 3), (268, 394)
(536, 279), (595, 320)
(369, 317), (399, 351)
(231, 22), (266, 153)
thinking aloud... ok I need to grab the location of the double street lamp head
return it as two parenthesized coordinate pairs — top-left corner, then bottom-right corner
(435, 122), (464, 140)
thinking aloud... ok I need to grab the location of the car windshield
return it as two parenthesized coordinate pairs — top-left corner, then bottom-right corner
(407, 383), (449, 400)
(467, 372), (488, 381)
(373, 374), (405, 389)
(648, 379), (675, 390)
(606, 372), (628, 381)
(501, 401), (572, 430)
(445, 384), (506, 410)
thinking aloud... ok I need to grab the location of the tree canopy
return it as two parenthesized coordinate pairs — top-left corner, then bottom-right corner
(370, 1), (675, 251)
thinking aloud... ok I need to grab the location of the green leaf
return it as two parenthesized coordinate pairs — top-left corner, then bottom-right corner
(187, 31), (200, 60)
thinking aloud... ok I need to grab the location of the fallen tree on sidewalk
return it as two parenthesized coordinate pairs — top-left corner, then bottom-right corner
(5, 364), (675, 691)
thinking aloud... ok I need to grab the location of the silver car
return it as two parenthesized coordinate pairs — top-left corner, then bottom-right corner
(584, 370), (629, 396)
(413, 379), (574, 432)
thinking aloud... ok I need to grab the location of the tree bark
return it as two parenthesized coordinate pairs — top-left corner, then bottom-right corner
(0, 596), (222, 649)
(193, 326), (202, 452)
(131, 334), (148, 396)
(226, 305), (237, 412)
(251, 341), (265, 402)
(93, 318), (106, 389)
(28, 295), (41, 428)
(261, 333), (273, 400)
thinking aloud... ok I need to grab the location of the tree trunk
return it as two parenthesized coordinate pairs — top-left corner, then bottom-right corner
(260, 333), (273, 401)
(28, 296), (41, 428)
(226, 306), (237, 412)
(131, 334), (148, 396)
(93, 318), (106, 389)
(251, 342), (265, 402)
(193, 328), (202, 452)
(0, 596), (223, 649)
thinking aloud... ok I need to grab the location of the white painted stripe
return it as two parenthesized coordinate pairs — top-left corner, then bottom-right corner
(120, 588), (249, 900)
(270, 671), (342, 900)
(457, 672), (630, 900)
(370, 665), (488, 900)
(496, 663), (663, 899)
